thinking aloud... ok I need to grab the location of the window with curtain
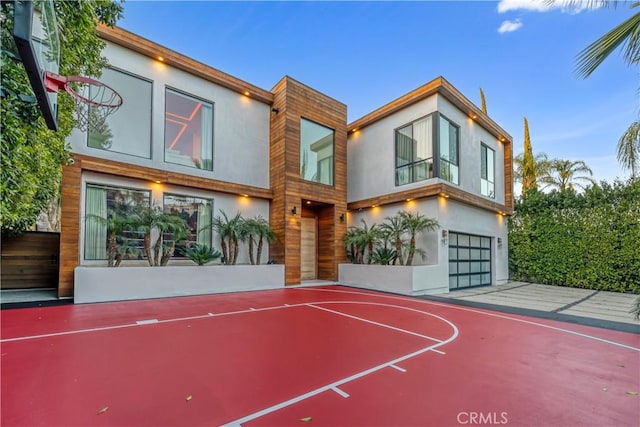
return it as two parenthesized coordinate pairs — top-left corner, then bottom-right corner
(439, 115), (459, 185)
(84, 184), (150, 260)
(481, 143), (495, 198)
(395, 116), (433, 185)
(87, 68), (152, 158)
(300, 118), (334, 186)
(163, 194), (213, 257)
(164, 88), (214, 171)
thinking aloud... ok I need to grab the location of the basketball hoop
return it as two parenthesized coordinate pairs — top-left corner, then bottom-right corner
(44, 72), (123, 131)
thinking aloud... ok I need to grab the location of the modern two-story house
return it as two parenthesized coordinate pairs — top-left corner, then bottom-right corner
(57, 25), (512, 300)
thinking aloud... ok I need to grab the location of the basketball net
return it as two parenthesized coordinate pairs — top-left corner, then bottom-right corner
(44, 72), (123, 132)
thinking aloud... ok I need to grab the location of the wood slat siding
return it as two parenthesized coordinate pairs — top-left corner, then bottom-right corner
(347, 182), (512, 215)
(58, 154), (273, 297)
(1, 232), (60, 289)
(59, 162), (81, 297)
(269, 77), (348, 285)
(75, 154), (273, 200)
(97, 26), (274, 105)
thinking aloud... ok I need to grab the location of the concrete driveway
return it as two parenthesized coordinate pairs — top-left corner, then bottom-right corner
(423, 281), (639, 333)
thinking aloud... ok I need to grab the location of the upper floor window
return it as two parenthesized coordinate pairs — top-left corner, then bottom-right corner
(395, 116), (433, 185)
(163, 194), (213, 257)
(84, 184), (150, 261)
(165, 89), (214, 171)
(300, 118), (334, 186)
(87, 68), (152, 158)
(439, 115), (459, 185)
(481, 143), (495, 198)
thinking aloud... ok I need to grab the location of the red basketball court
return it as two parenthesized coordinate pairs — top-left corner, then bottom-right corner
(1, 286), (638, 426)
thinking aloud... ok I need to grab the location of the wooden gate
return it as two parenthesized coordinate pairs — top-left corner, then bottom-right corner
(1, 232), (60, 289)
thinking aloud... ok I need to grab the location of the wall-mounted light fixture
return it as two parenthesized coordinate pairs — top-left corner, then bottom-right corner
(339, 213), (345, 222)
(290, 206), (297, 215)
(271, 107), (279, 114)
(441, 229), (448, 244)
(497, 237), (503, 247)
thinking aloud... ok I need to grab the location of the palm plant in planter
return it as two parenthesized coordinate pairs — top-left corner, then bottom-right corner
(399, 211), (439, 265)
(243, 215), (276, 265)
(129, 205), (188, 266)
(380, 214), (407, 265)
(185, 243), (222, 265)
(213, 210), (244, 265)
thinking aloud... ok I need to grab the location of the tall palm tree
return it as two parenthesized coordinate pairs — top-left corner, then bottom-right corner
(541, 159), (596, 191)
(617, 120), (640, 178)
(129, 205), (187, 266)
(399, 211), (439, 266)
(563, 0), (640, 176)
(513, 152), (551, 190)
(212, 210), (244, 265)
(479, 88), (487, 115)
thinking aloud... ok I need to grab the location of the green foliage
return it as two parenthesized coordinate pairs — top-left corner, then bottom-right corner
(242, 215), (276, 265)
(0, 0), (123, 233)
(185, 244), (222, 266)
(128, 205), (188, 267)
(344, 210), (438, 266)
(509, 179), (640, 292)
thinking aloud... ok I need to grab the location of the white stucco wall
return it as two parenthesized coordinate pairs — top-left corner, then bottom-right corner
(68, 42), (271, 189)
(79, 171), (271, 266)
(345, 197), (509, 287)
(436, 97), (505, 205)
(347, 94), (506, 205)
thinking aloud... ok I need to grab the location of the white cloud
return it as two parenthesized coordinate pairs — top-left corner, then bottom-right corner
(497, 0), (599, 14)
(498, 19), (523, 34)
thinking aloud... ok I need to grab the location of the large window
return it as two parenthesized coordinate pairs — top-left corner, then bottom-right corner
(163, 194), (213, 257)
(300, 118), (334, 186)
(165, 89), (214, 171)
(84, 184), (150, 260)
(395, 116), (433, 185)
(87, 68), (152, 158)
(439, 115), (459, 185)
(481, 143), (495, 198)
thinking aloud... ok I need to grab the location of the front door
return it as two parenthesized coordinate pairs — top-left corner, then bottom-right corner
(300, 217), (317, 280)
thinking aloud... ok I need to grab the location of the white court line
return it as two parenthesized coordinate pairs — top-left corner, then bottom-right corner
(135, 319), (158, 325)
(331, 386), (349, 398)
(222, 303), (459, 426)
(390, 364), (407, 372)
(307, 303), (442, 343)
(296, 287), (640, 352)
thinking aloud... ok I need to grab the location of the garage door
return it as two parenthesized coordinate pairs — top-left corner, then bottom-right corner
(448, 232), (491, 290)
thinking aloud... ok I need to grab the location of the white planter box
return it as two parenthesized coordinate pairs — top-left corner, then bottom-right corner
(339, 263), (449, 296)
(74, 264), (285, 304)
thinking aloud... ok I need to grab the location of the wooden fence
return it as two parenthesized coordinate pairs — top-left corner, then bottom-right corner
(1, 232), (60, 289)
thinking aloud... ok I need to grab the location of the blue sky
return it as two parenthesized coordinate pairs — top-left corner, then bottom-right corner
(119, 1), (639, 185)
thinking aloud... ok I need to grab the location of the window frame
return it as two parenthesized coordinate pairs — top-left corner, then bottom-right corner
(480, 142), (495, 199)
(83, 183), (151, 261)
(86, 66), (153, 159)
(299, 117), (335, 187)
(436, 113), (460, 185)
(162, 193), (214, 258)
(164, 86), (215, 171)
(394, 114), (435, 186)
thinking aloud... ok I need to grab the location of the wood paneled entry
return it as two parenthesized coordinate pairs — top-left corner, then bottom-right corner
(300, 217), (317, 280)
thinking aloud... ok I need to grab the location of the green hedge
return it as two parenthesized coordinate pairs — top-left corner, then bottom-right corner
(508, 179), (640, 293)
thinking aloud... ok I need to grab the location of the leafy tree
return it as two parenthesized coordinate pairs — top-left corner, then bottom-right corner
(541, 159), (596, 191)
(617, 120), (640, 178)
(0, 0), (124, 233)
(399, 211), (439, 266)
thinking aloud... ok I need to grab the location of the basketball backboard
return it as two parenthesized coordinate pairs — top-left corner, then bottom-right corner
(12, 0), (60, 130)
